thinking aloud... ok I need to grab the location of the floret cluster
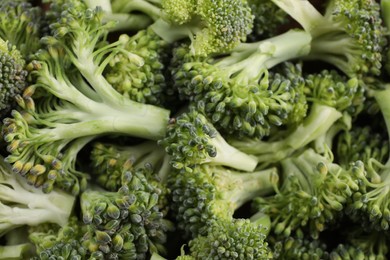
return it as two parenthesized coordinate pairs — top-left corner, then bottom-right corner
(0, 0), (389, 259)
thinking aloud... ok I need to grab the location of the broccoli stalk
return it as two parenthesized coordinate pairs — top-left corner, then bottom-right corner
(271, 0), (386, 77)
(169, 164), (277, 238)
(0, 157), (75, 237)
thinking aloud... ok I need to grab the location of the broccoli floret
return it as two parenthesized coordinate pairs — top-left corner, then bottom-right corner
(336, 125), (389, 172)
(381, 0), (390, 77)
(158, 109), (259, 172)
(84, 0), (254, 56)
(169, 163), (276, 238)
(103, 28), (171, 107)
(1, 4), (170, 193)
(253, 148), (363, 239)
(172, 44), (309, 139)
(345, 83), (390, 230)
(81, 169), (173, 259)
(186, 218), (272, 259)
(90, 140), (171, 216)
(271, 235), (329, 260)
(0, 156), (75, 237)
(272, 0), (387, 77)
(231, 70), (363, 166)
(29, 217), (89, 260)
(0, 38), (28, 119)
(0, 0), (43, 58)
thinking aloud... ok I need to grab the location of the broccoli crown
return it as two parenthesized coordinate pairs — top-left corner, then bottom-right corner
(336, 125), (389, 172)
(29, 217), (89, 260)
(0, 39), (27, 118)
(81, 169), (172, 259)
(0, 0), (43, 58)
(253, 148), (361, 239)
(271, 236), (329, 260)
(158, 109), (258, 172)
(103, 28), (170, 107)
(90, 141), (165, 191)
(187, 219), (272, 259)
(151, 0), (254, 56)
(169, 164), (276, 238)
(173, 45), (308, 139)
(304, 70), (364, 117)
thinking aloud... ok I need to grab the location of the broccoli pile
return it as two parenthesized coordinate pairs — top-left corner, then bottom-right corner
(0, 0), (389, 259)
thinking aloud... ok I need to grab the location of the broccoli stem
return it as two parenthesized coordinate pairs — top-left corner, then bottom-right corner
(150, 18), (200, 43)
(217, 30), (312, 82)
(382, 0), (390, 31)
(270, 0), (323, 32)
(373, 86), (390, 166)
(209, 134), (258, 172)
(218, 167), (277, 209)
(111, 0), (162, 21)
(102, 13), (153, 32)
(231, 103), (342, 163)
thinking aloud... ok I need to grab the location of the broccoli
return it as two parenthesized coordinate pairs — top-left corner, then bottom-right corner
(0, 227), (34, 259)
(172, 47), (309, 139)
(90, 140), (172, 216)
(103, 28), (171, 107)
(85, 0), (255, 56)
(169, 163), (277, 238)
(185, 218), (272, 259)
(158, 109), (259, 172)
(345, 83), (390, 230)
(0, 0), (43, 58)
(29, 217), (90, 260)
(231, 69), (363, 166)
(0, 155), (75, 237)
(81, 168), (173, 259)
(252, 148), (363, 239)
(271, 0), (387, 77)
(0, 38), (28, 118)
(381, 0), (390, 77)
(1, 3), (171, 193)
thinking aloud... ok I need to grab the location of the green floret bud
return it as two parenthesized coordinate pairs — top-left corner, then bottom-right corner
(161, 0), (196, 24)
(169, 164), (276, 238)
(103, 28), (170, 106)
(158, 109), (258, 172)
(0, 156), (75, 237)
(253, 148), (362, 239)
(81, 169), (173, 259)
(0, 38), (27, 118)
(0, 0), (43, 58)
(188, 218), (272, 259)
